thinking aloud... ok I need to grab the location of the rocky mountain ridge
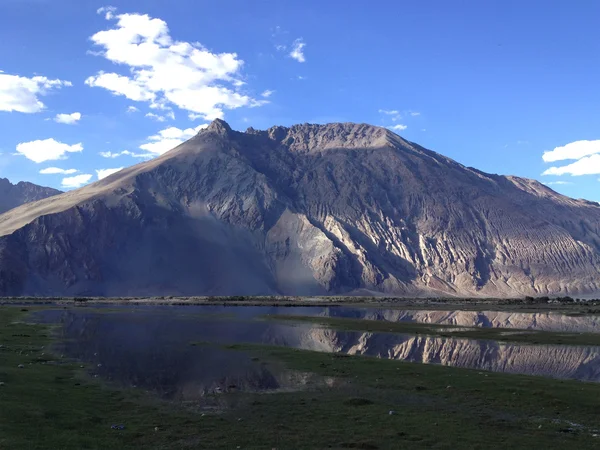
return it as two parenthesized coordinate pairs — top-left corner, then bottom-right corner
(0, 178), (61, 215)
(0, 119), (598, 297)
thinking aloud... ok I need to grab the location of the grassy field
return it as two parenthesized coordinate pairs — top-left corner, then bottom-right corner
(266, 314), (600, 346)
(1, 306), (600, 449)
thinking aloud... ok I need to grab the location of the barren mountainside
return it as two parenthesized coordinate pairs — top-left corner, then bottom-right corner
(0, 178), (61, 215)
(0, 119), (599, 297)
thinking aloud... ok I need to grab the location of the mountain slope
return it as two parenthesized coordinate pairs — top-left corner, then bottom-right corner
(0, 119), (598, 297)
(0, 178), (61, 215)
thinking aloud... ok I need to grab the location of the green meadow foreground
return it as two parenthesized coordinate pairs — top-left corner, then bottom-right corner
(1, 305), (600, 449)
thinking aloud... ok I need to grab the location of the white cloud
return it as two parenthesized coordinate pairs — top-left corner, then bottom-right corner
(54, 112), (81, 124)
(542, 140), (600, 163)
(545, 181), (573, 186)
(39, 167), (78, 175)
(99, 151), (122, 158)
(86, 71), (155, 102)
(297, 75), (306, 80)
(100, 150), (152, 159)
(85, 13), (263, 120)
(379, 109), (404, 123)
(289, 38), (306, 62)
(261, 89), (274, 98)
(380, 109), (422, 120)
(145, 112), (166, 122)
(543, 154), (600, 176)
(139, 124), (208, 155)
(16, 138), (83, 163)
(388, 124), (408, 132)
(96, 167), (123, 180)
(61, 174), (92, 189)
(188, 113), (204, 121)
(0, 72), (71, 113)
(145, 110), (175, 121)
(97, 5), (117, 20)
(126, 105), (139, 113)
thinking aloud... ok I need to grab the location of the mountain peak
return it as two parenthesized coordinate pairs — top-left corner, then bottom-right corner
(260, 122), (394, 153)
(206, 118), (233, 135)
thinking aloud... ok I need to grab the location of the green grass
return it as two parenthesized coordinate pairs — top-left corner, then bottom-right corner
(2, 306), (600, 449)
(266, 314), (600, 346)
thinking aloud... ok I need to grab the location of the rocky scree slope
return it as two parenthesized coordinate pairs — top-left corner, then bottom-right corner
(0, 119), (598, 297)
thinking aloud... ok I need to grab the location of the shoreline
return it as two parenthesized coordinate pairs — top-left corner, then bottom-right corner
(1, 295), (599, 313)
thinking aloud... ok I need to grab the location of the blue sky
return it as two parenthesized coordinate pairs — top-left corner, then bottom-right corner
(0, 0), (599, 199)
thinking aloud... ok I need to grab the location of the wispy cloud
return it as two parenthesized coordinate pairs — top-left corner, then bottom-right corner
(145, 112), (166, 122)
(378, 109), (404, 124)
(96, 5), (117, 20)
(379, 109), (399, 116)
(99, 150), (151, 159)
(289, 38), (306, 62)
(545, 181), (573, 186)
(261, 89), (275, 98)
(388, 124), (408, 132)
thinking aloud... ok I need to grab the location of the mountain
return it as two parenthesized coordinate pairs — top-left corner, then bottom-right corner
(0, 119), (599, 297)
(0, 178), (61, 215)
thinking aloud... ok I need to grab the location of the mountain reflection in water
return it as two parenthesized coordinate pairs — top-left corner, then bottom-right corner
(32, 305), (600, 400)
(319, 307), (600, 333)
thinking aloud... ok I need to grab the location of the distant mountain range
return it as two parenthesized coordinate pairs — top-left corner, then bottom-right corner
(0, 178), (61, 215)
(0, 120), (598, 297)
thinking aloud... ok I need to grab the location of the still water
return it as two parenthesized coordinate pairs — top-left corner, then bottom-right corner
(31, 305), (600, 401)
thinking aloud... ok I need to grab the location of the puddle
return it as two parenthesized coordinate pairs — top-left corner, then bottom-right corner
(33, 307), (336, 404)
(30, 305), (600, 399)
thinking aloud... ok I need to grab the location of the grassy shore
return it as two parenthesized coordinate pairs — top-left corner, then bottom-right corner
(1, 306), (600, 449)
(266, 314), (600, 346)
(1, 295), (600, 314)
